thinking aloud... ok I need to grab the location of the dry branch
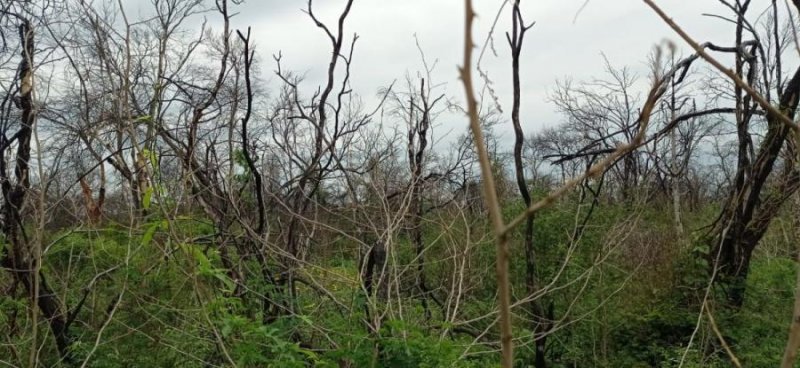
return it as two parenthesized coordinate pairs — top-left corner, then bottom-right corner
(460, 0), (514, 366)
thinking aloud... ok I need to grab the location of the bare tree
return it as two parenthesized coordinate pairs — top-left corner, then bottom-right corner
(0, 4), (73, 363)
(506, 1), (551, 367)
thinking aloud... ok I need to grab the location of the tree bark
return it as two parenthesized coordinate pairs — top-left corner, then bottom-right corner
(0, 20), (74, 364)
(712, 66), (800, 307)
(508, 2), (548, 366)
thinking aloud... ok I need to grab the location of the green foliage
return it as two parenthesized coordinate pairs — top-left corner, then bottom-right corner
(725, 258), (796, 367)
(497, 199), (798, 367)
(376, 319), (495, 368)
(5, 194), (800, 367)
(212, 301), (326, 367)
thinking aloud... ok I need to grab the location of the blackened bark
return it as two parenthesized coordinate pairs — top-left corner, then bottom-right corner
(711, 63), (800, 307)
(236, 28), (266, 235)
(283, 0), (355, 315)
(410, 79), (433, 320)
(361, 240), (387, 297)
(507, 2), (548, 366)
(0, 20), (74, 363)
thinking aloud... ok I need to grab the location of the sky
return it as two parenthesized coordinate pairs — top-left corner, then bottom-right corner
(128, 0), (761, 148)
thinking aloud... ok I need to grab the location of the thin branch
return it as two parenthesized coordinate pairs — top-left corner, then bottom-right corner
(643, 0), (799, 133)
(460, 1), (513, 366)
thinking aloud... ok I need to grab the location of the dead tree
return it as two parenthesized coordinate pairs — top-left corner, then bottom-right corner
(506, 1), (550, 367)
(406, 78), (445, 320)
(280, 0), (349, 301)
(0, 13), (73, 363)
(408, 78), (433, 319)
(702, 0), (800, 308)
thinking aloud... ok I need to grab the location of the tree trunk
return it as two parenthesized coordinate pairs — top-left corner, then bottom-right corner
(711, 65), (800, 307)
(0, 20), (74, 364)
(509, 2), (548, 365)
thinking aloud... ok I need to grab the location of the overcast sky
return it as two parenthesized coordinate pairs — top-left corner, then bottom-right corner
(132, 0), (761, 147)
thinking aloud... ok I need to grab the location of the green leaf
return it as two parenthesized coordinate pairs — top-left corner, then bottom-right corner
(142, 186), (154, 210)
(213, 271), (236, 293)
(189, 246), (212, 272)
(133, 115), (152, 124)
(141, 219), (167, 247)
(142, 222), (157, 246)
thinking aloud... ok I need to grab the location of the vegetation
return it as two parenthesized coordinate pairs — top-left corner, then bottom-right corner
(1, 0), (800, 367)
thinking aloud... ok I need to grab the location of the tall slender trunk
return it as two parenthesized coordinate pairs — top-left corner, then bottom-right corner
(508, 2), (547, 366)
(669, 75), (684, 238)
(411, 79), (432, 320)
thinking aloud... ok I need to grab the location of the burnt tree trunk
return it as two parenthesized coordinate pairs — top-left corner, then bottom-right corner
(711, 63), (800, 307)
(0, 20), (74, 363)
(361, 238), (387, 332)
(410, 79), (433, 320)
(508, 2), (549, 366)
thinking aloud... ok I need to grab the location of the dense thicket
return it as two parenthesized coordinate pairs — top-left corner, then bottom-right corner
(2, 0), (800, 367)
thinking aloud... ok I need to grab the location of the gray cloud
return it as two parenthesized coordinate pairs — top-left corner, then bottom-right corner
(182, 0), (751, 147)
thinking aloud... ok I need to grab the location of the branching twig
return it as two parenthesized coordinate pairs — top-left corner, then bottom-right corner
(502, 74), (666, 235)
(643, 0), (799, 133)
